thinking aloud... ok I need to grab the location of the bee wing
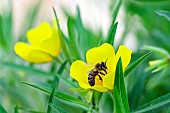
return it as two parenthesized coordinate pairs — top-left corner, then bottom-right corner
(85, 62), (95, 66)
(84, 62), (95, 74)
(86, 68), (92, 74)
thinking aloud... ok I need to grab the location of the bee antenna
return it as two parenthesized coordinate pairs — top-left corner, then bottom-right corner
(105, 58), (108, 64)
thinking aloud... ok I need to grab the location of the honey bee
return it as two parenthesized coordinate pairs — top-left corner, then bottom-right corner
(88, 59), (108, 86)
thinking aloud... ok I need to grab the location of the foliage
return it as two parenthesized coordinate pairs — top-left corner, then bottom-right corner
(0, 0), (170, 113)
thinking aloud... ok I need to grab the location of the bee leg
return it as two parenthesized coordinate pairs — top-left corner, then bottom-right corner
(98, 75), (103, 81)
(103, 69), (107, 74)
(99, 72), (105, 76)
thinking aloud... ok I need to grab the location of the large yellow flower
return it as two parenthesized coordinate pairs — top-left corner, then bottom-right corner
(14, 21), (60, 63)
(70, 43), (132, 92)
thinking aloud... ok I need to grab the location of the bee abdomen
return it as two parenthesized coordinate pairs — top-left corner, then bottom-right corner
(88, 77), (95, 86)
(88, 72), (96, 86)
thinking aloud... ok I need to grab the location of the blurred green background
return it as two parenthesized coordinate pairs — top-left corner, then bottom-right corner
(0, 0), (170, 113)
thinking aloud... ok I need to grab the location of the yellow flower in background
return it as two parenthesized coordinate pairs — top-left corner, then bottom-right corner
(70, 43), (132, 92)
(14, 21), (61, 63)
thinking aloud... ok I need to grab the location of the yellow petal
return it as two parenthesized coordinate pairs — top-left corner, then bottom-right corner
(39, 30), (61, 57)
(103, 72), (115, 90)
(14, 42), (52, 63)
(26, 22), (53, 46)
(27, 22), (60, 57)
(91, 85), (108, 92)
(107, 55), (116, 73)
(115, 45), (132, 70)
(70, 60), (93, 89)
(86, 43), (115, 65)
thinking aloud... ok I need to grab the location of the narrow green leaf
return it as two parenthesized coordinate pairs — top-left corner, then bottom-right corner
(14, 105), (19, 113)
(124, 51), (152, 77)
(143, 46), (169, 57)
(57, 61), (67, 75)
(132, 93), (170, 113)
(49, 103), (68, 113)
(0, 104), (7, 113)
(18, 107), (44, 113)
(112, 0), (122, 24)
(55, 73), (78, 88)
(74, 7), (101, 58)
(67, 17), (81, 59)
(0, 14), (7, 49)
(22, 82), (89, 110)
(52, 7), (72, 64)
(113, 87), (123, 113)
(156, 10), (170, 21)
(22, 81), (51, 93)
(47, 84), (57, 113)
(55, 92), (89, 110)
(113, 58), (130, 113)
(3, 0), (13, 50)
(106, 22), (118, 45)
(76, 6), (83, 30)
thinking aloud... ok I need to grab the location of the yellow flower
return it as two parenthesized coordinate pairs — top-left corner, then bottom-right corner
(14, 21), (60, 63)
(70, 43), (132, 92)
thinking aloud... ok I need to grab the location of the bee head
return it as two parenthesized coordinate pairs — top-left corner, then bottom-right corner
(95, 63), (100, 68)
(101, 62), (107, 69)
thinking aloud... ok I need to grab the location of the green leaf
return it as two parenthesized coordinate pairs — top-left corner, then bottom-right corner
(57, 61), (67, 75)
(22, 82), (89, 110)
(113, 88), (123, 113)
(156, 10), (170, 21)
(124, 51), (152, 77)
(2, 0), (13, 50)
(14, 105), (19, 113)
(17, 108), (44, 113)
(0, 15), (7, 49)
(142, 46), (169, 57)
(52, 7), (72, 64)
(132, 93), (170, 113)
(106, 22), (118, 45)
(74, 7), (101, 58)
(55, 73), (78, 88)
(112, 0), (122, 24)
(0, 104), (7, 113)
(49, 103), (68, 113)
(113, 58), (130, 113)
(47, 84), (57, 113)
(67, 17), (81, 60)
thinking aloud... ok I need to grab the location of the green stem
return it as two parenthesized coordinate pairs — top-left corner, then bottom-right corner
(50, 60), (57, 73)
(50, 60), (59, 88)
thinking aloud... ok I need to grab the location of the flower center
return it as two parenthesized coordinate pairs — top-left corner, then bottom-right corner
(88, 60), (108, 86)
